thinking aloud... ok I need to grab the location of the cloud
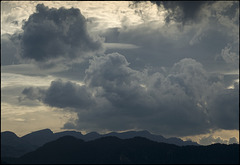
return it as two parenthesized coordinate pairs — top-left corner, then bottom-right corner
(99, 18), (236, 74)
(43, 80), (95, 109)
(1, 34), (20, 65)
(208, 85), (239, 130)
(148, 1), (213, 24)
(199, 135), (238, 145)
(79, 54), (238, 136)
(199, 135), (228, 145)
(18, 4), (102, 63)
(20, 87), (46, 101)
(220, 44), (239, 69)
(21, 53), (239, 137)
(21, 79), (95, 110)
(229, 137), (238, 144)
(104, 43), (139, 50)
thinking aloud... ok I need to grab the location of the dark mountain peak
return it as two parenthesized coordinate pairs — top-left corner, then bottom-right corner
(1, 131), (37, 158)
(1, 131), (19, 139)
(21, 129), (53, 139)
(1, 131), (22, 147)
(56, 130), (82, 135)
(84, 131), (101, 141)
(21, 129), (54, 147)
(54, 130), (83, 139)
(31, 128), (53, 135)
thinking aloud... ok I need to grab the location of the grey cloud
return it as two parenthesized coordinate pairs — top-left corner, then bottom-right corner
(21, 79), (95, 110)
(85, 53), (138, 88)
(20, 87), (46, 101)
(199, 135), (238, 145)
(229, 137), (238, 144)
(2, 86), (40, 107)
(1, 34), (20, 65)
(43, 79), (95, 109)
(100, 23), (232, 74)
(63, 122), (78, 129)
(21, 53), (238, 137)
(219, 45), (239, 70)
(84, 53), (156, 117)
(199, 135), (228, 145)
(150, 1), (213, 24)
(208, 86), (239, 130)
(19, 4), (102, 62)
(83, 54), (237, 136)
(67, 54), (235, 136)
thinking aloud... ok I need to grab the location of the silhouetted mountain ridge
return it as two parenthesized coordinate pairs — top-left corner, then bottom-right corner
(1, 128), (198, 158)
(1, 131), (37, 158)
(3, 136), (239, 164)
(21, 129), (54, 146)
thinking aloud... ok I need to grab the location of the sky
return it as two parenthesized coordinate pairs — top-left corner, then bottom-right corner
(1, 1), (239, 145)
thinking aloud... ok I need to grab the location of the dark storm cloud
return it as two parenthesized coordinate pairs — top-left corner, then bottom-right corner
(21, 52), (238, 137)
(73, 54), (236, 136)
(101, 1), (239, 73)
(20, 4), (102, 62)
(84, 53), (156, 117)
(21, 79), (95, 109)
(150, 1), (212, 24)
(100, 25), (231, 73)
(208, 86), (239, 130)
(43, 80), (95, 109)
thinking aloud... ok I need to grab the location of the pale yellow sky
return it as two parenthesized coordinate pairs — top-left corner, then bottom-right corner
(1, 1), (166, 35)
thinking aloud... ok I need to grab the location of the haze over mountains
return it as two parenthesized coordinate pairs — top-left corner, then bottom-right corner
(2, 135), (239, 164)
(1, 128), (199, 158)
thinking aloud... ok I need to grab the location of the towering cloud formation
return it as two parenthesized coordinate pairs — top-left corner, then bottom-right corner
(19, 4), (102, 62)
(21, 52), (239, 137)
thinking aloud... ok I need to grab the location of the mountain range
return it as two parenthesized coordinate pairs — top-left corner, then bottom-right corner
(2, 136), (239, 164)
(1, 128), (199, 158)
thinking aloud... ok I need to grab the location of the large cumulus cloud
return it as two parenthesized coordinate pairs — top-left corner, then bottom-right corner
(17, 4), (102, 63)
(21, 52), (239, 137)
